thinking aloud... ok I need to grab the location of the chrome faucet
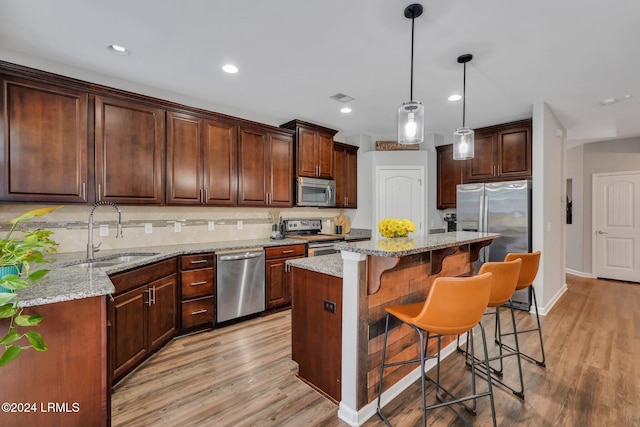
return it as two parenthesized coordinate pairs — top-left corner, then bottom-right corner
(87, 201), (123, 261)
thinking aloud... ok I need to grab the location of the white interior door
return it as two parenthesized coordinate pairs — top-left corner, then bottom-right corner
(376, 167), (424, 236)
(593, 171), (640, 282)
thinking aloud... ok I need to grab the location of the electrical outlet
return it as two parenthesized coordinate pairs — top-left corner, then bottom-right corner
(174, 222), (182, 233)
(144, 223), (153, 234)
(208, 221), (215, 231)
(323, 300), (336, 314)
(99, 224), (109, 236)
(237, 220), (243, 230)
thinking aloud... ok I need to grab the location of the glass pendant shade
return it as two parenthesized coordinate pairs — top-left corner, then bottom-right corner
(398, 100), (424, 144)
(453, 127), (475, 160)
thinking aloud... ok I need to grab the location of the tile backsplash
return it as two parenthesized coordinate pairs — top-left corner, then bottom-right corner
(0, 204), (347, 254)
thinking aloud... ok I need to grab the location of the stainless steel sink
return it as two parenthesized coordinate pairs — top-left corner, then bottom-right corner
(72, 253), (160, 269)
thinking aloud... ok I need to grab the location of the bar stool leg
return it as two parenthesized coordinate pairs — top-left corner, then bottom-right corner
(498, 286), (546, 367)
(376, 314), (391, 425)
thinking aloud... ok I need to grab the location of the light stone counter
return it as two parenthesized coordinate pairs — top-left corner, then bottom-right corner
(17, 238), (304, 308)
(334, 231), (500, 257)
(286, 253), (342, 278)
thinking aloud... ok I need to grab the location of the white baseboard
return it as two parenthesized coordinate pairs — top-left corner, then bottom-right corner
(565, 268), (595, 278)
(537, 283), (567, 315)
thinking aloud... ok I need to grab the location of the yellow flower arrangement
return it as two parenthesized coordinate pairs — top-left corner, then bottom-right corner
(378, 218), (416, 238)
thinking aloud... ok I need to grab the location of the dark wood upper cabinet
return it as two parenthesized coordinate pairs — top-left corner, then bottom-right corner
(166, 112), (237, 205)
(436, 144), (464, 209)
(465, 119), (532, 183)
(0, 76), (89, 202)
(94, 96), (165, 204)
(238, 127), (294, 207)
(334, 142), (358, 208)
(280, 120), (337, 179)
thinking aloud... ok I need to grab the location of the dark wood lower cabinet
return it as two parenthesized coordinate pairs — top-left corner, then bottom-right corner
(0, 296), (108, 426)
(108, 258), (177, 385)
(290, 266), (342, 402)
(265, 244), (306, 310)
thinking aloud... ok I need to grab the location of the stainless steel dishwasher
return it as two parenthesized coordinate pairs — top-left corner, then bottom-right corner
(216, 248), (265, 322)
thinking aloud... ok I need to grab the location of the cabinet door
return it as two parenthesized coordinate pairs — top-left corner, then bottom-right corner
(166, 112), (203, 204)
(333, 146), (346, 207)
(497, 125), (532, 179)
(203, 118), (237, 205)
(266, 258), (288, 308)
(436, 144), (464, 209)
(0, 77), (88, 202)
(95, 96), (164, 204)
(317, 132), (334, 179)
(268, 132), (294, 207)
(465, 132), (497, 182)
(148, 274), (177, 351)
(237, 127), (268, 206)
(297, 127), (317, 177)
(110, 286), (149, 383)
(344, 146), (358, 208)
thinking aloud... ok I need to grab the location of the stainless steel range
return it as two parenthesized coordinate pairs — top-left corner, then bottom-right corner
(283, 219), (345, 256)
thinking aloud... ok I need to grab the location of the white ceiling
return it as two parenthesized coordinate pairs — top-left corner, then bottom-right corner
(1, 0), (639, 146)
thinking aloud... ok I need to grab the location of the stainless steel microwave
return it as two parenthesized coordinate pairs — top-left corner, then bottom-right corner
(296, 177), (336, 207)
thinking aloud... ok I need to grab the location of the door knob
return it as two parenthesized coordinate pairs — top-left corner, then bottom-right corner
(597, 230), (608, 234)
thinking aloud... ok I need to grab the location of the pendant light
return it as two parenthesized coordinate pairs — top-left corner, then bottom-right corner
(453, 54), (474, 160)
(397, 3), (424, 145)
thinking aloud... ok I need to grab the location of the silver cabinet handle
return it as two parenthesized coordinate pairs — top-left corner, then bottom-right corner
(190, 259), (208, 264)
(191, 309), (208, 315)
(597, 230), (608, 234)
(98, 184), (102, 201)
(190, 281), (208, 286)
(82, 182), (86, 201)
(146, 288), (153, 306)
(281, 250), (294, 254)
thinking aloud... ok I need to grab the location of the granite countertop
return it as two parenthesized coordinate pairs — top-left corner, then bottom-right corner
(334, 231), (499, 257)
(286, 254), (343, 278)
(16, 238), (304, 308)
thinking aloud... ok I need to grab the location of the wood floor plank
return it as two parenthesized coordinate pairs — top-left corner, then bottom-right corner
(112, 275), (640, 426)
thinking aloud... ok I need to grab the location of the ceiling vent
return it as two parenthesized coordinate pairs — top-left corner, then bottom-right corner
(330, 93), (355, 103)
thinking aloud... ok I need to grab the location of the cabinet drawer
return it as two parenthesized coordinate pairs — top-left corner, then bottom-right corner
(180, 253), (214, 270)
(181, 297), (215, 329)
(181, 268), (214, 300)
(110, 258), (177, 295)
(265, 244), (306, 260)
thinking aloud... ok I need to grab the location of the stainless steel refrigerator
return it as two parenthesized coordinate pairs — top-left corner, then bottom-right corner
(457, 180), (532, 310)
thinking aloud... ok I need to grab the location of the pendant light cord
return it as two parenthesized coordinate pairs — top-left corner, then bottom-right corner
(410, 13), (415, 100)
(462, 61), (466, 127)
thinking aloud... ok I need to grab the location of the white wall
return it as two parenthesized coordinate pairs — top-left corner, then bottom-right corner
(532, 102), (567, 312)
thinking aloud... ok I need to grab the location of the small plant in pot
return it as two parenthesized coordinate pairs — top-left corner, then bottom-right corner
(0, 207), (60, 366)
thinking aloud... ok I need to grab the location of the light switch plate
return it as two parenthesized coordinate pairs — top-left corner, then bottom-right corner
(99, 224), (109, 236)
(208, 221), (215, 231)
(237, 220), (243, 230)
(144, 223), (153, 234)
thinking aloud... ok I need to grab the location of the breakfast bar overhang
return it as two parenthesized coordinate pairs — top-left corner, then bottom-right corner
(334, 231), (499, 426)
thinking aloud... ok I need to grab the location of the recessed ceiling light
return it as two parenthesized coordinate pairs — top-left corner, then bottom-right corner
(624, 94), (633, 99)
(108, 44), (131, 56)
(340, 107), (352, 114)
(599, 97), (618, 106)
(222, 64), (239, 74)
(448, 94), (462, 101)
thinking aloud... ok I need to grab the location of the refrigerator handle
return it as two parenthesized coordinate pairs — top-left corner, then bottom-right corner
(481, 194), (490, 263)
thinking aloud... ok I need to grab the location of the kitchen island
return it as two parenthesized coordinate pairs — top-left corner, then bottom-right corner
(288, 231), (499, 426)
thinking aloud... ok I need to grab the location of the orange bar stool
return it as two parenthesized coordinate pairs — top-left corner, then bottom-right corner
(376, 273), (497, 427)
(500, 251), (546, 367)
(459, 259), (526, 399)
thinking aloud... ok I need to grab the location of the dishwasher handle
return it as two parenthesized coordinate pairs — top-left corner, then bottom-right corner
(218, 251), (264, 261)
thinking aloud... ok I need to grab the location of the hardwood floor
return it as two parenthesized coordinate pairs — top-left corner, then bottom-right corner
(112, 275), (640, 426)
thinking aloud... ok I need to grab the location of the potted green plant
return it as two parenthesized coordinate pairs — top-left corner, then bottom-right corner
(0, 206), (61, 366)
